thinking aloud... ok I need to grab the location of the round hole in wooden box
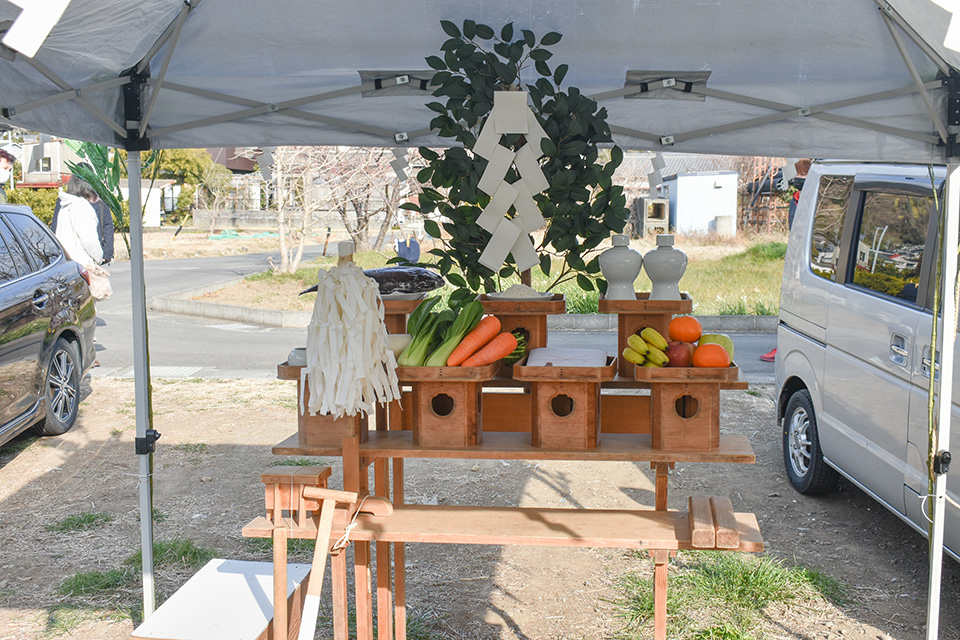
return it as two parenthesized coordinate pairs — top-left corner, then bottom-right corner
(514, 327), (531, 344)
(431, 393), (455, 417)
(674, 394), (700, 419)
(550, 394), (575, 417)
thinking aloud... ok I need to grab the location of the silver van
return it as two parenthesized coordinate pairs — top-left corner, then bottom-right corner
(776, 161), (957, 560)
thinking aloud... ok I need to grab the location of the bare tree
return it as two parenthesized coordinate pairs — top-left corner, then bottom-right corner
(270, 146), (317, 274)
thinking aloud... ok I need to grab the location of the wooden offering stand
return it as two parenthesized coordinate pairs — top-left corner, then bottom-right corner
(254, 295), (762, 640)
(479, 293), (566, 350)
(599, 292), (693, 378)
(381, 297), (423, 334)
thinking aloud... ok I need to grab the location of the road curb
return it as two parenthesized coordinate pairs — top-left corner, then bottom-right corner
(150, 278), (778, 333)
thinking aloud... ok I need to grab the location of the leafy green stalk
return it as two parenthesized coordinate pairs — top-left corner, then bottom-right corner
(398, 302), (455, 367)
(423, 300), (484, 366)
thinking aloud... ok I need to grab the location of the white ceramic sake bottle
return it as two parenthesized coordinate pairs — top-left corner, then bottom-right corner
(599, 234), (643, 300)
(644, 234), (686, 301)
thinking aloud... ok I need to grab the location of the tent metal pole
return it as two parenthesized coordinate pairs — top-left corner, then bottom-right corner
(927, 162), (958, 640)
(2, 76), (130, 118)
(135, 0), (199, 75)
(875, 0), (953, 76)
(127, 152), (156, 618)
(22, 56), (127, 136)
(881, 12), (949, 143)
(139, 3), (191, 137)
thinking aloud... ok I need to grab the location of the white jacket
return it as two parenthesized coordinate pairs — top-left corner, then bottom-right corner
(55, 192), (103, 268)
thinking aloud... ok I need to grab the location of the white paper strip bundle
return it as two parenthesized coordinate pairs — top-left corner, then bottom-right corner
(473, 91), (551, 273)
(304, 262), (400, 417)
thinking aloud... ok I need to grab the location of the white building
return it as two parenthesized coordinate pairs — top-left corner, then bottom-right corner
(659, 171), (738, 236)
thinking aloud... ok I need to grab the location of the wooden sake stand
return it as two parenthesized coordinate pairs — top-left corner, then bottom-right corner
(382, 297), (423, 334)
(479, 293), (566, 350)
(599, 292), (693, 378)
(257, 299), (762, 640)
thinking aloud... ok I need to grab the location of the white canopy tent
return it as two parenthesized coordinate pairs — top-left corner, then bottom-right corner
(0, 0), (956, 636)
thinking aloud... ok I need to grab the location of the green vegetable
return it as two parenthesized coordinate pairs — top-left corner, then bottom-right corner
(423, 300), (484, 367)
(398, 298), (455, 367)
(504, 330), (528, 365)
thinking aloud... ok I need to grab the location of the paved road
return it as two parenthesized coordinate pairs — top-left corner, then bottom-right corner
(91, 252), (777, 383)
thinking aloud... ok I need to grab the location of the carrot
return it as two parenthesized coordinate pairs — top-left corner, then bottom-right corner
(446, 315), (501, 366)
(460, 332), (518, 366)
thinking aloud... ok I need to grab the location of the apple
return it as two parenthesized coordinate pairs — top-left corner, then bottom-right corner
(698, 333), (735, 361)
(664, 341), (695, 367)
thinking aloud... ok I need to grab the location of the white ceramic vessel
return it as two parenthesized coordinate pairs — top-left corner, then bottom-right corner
(644, 234), (686, 300)
(599, 234), (643, 300)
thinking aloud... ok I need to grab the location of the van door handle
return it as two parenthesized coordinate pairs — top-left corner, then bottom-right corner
(922, 346), (940, 380)
(32, 290), (49, 309)
(890, 334), (909, 366)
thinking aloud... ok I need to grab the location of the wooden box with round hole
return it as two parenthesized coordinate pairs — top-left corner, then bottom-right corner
(397, 362), (500, 448)
(633, 365), (741, 451)
(479, 294), (566, 352)
(277, 363), (369, 447)
(598, 293), (693, 378)
(512, 356), (617, 449)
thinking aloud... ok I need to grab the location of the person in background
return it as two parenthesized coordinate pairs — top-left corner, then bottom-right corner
(760, 158), (812, 363)
(54, 174), (103, 269)
(0, 148), (14, 204)
(52, 188), (114, 264)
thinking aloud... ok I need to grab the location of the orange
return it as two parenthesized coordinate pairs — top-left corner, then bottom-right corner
(692, 343), (731, 368)
(668, 315), (702, 343)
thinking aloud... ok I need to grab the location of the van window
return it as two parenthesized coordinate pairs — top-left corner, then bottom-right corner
(810, 175), (852, 281)
(850, 191), (933, 303)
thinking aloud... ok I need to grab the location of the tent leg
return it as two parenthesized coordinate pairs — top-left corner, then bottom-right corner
(927, 162), (959, 640)
(128, 152), (156, 618)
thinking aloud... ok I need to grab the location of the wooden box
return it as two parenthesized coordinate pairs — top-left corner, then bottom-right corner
(277, 363), (369, 446)
(397, 362), (500, 448)
(513, 356), (617, 449)
(382, 297), (424, 334)
(261, 465), (332, 528)
(598, 293), (693, 378)
(479, 294), (566, 351)
(633, 365), (740, 451)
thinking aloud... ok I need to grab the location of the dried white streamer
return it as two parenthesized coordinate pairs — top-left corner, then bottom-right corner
(304, 262), (400, 417)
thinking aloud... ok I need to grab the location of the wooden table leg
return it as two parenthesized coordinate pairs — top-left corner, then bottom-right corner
(273, 524), (288, 640)
(393, 459), (406, 640)
(332, 550), (349, 640)
(374, 453), (393, 640)
(654, 462), (670, 511)
(650, 549), (670, 640)
(354, 459), (374, 640)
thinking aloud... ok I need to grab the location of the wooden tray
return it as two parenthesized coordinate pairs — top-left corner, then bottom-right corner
(512, 355), (618, 382)
(633, 363), (740, 383)
(396, 361), (500, 382)
(278, 362), (301, 380)
(598, 292), (693, 314)
(479, 293), (566, 315)
(382, 298), (425, 315)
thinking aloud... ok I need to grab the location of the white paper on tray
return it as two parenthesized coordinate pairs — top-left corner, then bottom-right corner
(525, 347), (608, 367)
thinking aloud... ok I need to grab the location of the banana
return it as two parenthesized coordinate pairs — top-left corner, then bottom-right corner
(642, 360), (661, 368)
(640, 327), (668, 351)
(626, 334), (649, 355)
(644, 344), (669, 367)
(622, 347), (646, 365)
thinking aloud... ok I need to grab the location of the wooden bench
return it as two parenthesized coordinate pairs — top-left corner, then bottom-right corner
(242, 495), (762, 640)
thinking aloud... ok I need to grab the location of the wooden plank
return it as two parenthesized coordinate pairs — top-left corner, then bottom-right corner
(654, 462), (669, 511)
(597, 292), (693, 314)
(601, 394), (652, 434)
(331, 551), (349, 640)
(130, 559), (310, 640)
(710, 496), (741, 550)
(242, 512), (764, 553)
(635, 364), (740, 383)
(650, 549), (671, 640)
(512, 356), (618, 382)
(396, 361), (500, 382)
(688, 496), (715, 548)
(355, 541), (374, 640)
(478, 293), (566, 314)
(273, 526), (288, 640)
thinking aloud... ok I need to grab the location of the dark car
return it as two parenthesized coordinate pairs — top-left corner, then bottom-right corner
(0, 204), (96, 447)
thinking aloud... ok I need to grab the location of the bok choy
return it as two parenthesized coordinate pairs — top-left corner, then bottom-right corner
(423, 300), (484, 366)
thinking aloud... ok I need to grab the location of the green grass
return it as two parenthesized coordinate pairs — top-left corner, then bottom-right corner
(171, 443), (208, 454)
(269, 457), (326, 466)
(43, 606), (130, 637)
(613, 551), (850, 640)
(0, 434), (37, 456)
(124, 538), (217, 571)
(135, 507), (168, 523)
(59, 570), (129, 597)
(243, 536), (317, 556)
(46, 512), (114, 532)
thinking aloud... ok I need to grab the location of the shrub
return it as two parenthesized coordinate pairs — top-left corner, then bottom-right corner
(6, 187), (59, 225)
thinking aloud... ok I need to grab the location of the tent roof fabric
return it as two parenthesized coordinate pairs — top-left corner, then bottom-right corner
(0, 0), (957, 161)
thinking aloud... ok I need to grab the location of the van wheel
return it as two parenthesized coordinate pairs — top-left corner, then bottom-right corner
(34, 338), (80, 437)
(783, 390), (838, 495)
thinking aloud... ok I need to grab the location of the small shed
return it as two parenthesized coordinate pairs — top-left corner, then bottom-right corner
(660, 171), (738, 236)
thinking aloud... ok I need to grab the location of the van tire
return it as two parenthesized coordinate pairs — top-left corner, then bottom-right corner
(783, 390), (839, 495)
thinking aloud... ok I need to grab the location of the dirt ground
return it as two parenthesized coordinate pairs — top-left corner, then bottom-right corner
(0, 378), (958, 640)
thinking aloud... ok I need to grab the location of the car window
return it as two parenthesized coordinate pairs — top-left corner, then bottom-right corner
(850, 191), (933, 303)
(4, 212), (62, 269)
(0, 234), (23, 283)
(810, 175), (852, 282)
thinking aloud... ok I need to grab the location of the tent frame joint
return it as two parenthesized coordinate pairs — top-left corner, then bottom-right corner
(135, 429), (162, 455)
(122, 65), (151, 151)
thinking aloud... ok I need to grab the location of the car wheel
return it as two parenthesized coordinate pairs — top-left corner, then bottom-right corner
(783, 389), (839, 495)
(34, 338), (81, 437)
